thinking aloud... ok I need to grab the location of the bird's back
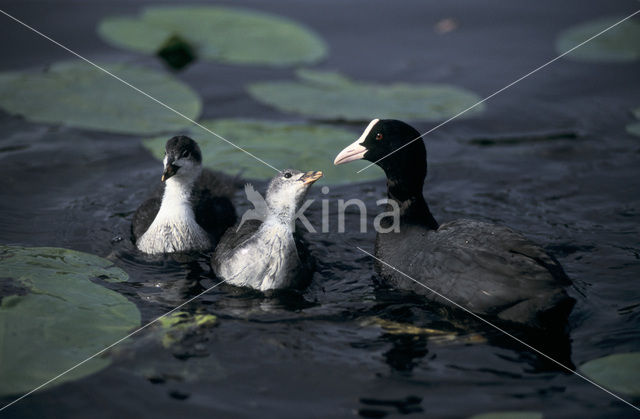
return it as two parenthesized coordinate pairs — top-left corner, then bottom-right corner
(375, 219), (574, 330)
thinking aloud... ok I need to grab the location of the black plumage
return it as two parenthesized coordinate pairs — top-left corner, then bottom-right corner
(335, 119), (575, 331)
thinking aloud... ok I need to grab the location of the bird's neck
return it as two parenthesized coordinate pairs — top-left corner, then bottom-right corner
(266, 195), (300, 229)
(158, 177), (196, 220)
(386, 172), (439, 230)
(266, 206), (297, 230)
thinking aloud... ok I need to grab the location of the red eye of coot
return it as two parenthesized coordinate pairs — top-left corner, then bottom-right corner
(375, 133), (383, 141)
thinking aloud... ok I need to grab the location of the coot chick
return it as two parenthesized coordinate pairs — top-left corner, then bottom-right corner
(132, 136), (236, 254)
(211, 169), (322, 291)
(334, 119), (574, 331)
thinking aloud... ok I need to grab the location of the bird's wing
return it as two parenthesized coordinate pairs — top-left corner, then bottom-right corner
(212, 219), (263, 268)
(131, 196), (161, 243)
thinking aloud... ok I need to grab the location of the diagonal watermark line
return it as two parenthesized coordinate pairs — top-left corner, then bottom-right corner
(357, 9), (640, 173)
(0, 8), (280, 174)
(356, 246), (640, 413)
(0, 278), (230, 412)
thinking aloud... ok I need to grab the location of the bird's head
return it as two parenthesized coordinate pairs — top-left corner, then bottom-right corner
(161, 136), (203, 183)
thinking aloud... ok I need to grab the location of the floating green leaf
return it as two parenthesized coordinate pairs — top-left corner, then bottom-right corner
(0, 60), (201, 135)
(628, 106), (640, 137)
(0, 245), (141, 396)
(98, 6), (327, 67)
(627, 122), (640, 137)
(360, 317), (486, 345)
(579, 352), (640, 396)
(247, 69), (484, 122)
(143, 119), (384, 184)
(469, 412), (543, 419)
(556, 17), (640, 62)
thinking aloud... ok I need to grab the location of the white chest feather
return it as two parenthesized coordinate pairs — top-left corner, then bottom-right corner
(137, 180), (211, 254)
(216, 219), (300, 291)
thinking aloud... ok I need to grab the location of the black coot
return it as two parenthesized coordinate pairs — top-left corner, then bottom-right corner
(334, 119), (575, 331)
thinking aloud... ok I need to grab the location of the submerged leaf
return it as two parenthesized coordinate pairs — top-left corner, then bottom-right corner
(361, 316), (486, 345)
(469, 412), (543, 419)
(157, 34), (197, 70)
(579, 352), (640, 396)
(0, 60), (201, 135)
(362, 316), (452, 335)
(157, 311), (217, 348)
(98, 6), (327, 67)
(143, 119), (384, 184)
(556, 17), (640, 62)
(247, 69), (484, 122)
(0, 245), (140, 396)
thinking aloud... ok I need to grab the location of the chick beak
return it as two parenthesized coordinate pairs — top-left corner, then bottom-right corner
(299, 170), (323, 185)
(161, 163), (179, 182)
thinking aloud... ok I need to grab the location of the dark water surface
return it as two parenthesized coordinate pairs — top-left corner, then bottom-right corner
(1, 0), (639, 417)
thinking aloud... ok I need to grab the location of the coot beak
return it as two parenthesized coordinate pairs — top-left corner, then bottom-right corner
(334, 138), (367, 165)
(299, 170), (323, 185)
(161, 163), (179, 182)
(335, 118), (380, 165)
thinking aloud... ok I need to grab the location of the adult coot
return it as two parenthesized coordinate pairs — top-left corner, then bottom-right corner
(334, 119), (574, 331)
(132, 136), (236, 254)
(211, 169), (322, 291)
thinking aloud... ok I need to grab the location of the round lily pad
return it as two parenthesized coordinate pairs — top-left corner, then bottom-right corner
(0, 245), (141, 396)
(579, 352), (640, 396)
(143, 119), (384, 184)
(556, 17), (640, 62)
(98, 6), (327, 67)
(247, 69), (485, 122)
(0, 60), (201, 135)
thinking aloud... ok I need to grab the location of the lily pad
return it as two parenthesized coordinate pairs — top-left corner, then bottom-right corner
(143, 119), (384, 184)
(556, 17), (640, 62)
(627, 106), (640, 137)
(469, 412), (543, 419)
(0, 60), (201, 135)
(0, 245), (141, 396)
(627, 122), (640, 137)
(247, 69), (485, 122)
(579, 352), (640, 396)
(98, 6), (327, 67)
